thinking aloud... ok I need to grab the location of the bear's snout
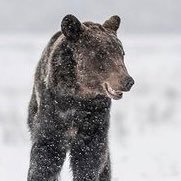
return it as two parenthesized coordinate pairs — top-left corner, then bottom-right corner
(122, 76), (135, 92)
(104, 74), (134, 100)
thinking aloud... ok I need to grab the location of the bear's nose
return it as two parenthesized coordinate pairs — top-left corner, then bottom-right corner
(122, 76), (135, 91)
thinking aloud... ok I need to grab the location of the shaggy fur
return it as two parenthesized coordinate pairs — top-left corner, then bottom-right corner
(27, 15), (134, 181)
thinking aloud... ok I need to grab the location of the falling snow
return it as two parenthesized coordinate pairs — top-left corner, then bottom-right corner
(0, 33), (181, 181)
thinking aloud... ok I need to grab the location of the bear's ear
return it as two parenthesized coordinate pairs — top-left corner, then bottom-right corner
(103, 15), (121, 32)
(61, 14), (84, 40)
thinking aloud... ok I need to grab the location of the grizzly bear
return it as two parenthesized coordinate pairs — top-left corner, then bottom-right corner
(27, 14), (134, 181)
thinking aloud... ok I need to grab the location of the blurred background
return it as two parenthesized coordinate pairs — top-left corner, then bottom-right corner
(0, 0), (181, 180)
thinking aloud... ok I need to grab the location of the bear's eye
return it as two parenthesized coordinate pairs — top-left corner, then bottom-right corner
(99, 65), (105, 71)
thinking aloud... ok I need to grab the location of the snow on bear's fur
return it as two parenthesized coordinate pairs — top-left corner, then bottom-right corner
(27, 14), (134, 181)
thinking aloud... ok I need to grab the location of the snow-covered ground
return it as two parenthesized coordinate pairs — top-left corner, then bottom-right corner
(0, 33), (181, 181)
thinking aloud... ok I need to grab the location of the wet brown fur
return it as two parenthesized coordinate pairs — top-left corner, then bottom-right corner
(27, 15), (134, 181)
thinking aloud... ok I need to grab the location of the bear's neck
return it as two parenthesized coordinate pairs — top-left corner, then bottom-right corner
(52, 92), (111, 112)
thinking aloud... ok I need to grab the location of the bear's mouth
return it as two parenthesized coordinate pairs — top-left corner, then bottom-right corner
(104, 83), (123, 100)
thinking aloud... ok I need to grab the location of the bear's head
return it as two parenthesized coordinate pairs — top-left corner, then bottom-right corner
(49, 15), (134, 100)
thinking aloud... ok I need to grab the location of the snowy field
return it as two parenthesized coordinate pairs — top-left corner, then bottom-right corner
(0, 33), (181, 181)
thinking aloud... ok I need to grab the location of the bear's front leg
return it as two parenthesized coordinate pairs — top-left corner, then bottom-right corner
(27, 91), (69, 181)
(70, 128), (110, 181)
(27, 128), (68, 181)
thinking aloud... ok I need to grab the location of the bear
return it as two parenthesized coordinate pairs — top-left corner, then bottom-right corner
(27, 14), (134, 181)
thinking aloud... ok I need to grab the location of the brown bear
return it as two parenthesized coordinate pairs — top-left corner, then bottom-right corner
(27, 14), (134, 181)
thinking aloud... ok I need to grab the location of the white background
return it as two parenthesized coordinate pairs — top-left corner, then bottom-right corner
(0, 1), (181, 180)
